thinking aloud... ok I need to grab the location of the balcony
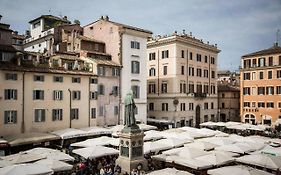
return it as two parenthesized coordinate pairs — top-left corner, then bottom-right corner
(194, 93), (207, 99)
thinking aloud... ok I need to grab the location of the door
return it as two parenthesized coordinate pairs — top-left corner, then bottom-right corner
(195, 105), (201, 128)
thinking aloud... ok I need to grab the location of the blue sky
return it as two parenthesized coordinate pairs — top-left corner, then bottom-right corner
(1, 0), (281, 71)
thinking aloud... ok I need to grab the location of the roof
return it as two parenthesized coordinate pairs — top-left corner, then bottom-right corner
(218, 84), (239, 92)
(242, 44), (281, 58)
(0, 23), (12, 31)
(29, 15), (70, 24)
(12, 33), (25, 40)
(78, 35), (105, 44)
(0, 44), (17, 52)
(88, 57), (121, 67)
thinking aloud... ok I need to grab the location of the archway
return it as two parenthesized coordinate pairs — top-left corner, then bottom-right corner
(195, 105), (201, 128)
(220, 113), (226, 122)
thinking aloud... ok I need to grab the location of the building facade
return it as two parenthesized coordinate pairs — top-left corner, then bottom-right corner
(84, 16), (152, 124)
(0, 17), (16, 61)
(147, 32), (220, 128)
(218, 84), (240, 122)
(240, 43), (281, 125)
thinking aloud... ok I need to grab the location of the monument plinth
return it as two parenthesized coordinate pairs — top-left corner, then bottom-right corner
(116, 91), (147, 174)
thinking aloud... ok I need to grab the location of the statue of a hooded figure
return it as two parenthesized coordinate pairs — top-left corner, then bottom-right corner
(124, 90), (137, 127)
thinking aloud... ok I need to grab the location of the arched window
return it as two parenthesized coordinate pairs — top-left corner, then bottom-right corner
(149, 68), (156, 76)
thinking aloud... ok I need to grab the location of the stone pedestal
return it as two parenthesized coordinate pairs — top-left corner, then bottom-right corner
(116, 125), (147, 174)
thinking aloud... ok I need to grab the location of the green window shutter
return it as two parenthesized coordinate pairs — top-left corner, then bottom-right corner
(42, 110), (45, 122)
(13, 111), (17, 123)
(4, 111), (8, 124)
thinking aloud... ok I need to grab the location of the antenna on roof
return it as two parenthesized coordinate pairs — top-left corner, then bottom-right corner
(276, 29), (280, 46)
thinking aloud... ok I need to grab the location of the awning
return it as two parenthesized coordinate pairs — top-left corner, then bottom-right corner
(147, 118), (174, 124)
(50, 128), (87, 139)
(4, 132), (59, 147)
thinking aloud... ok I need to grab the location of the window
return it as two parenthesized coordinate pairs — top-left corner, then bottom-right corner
(211, 115), (215, 122)
(266, 86), (274, 95)
(148, 83), (156, 93)
(72, 77), (81, 83)
(243, 73), (250, 80)
(5, 73), (17, 80)
(204, 56), (208, 63)
(252, 72), (256, 80)
(114, 106), (119, 115)
(277, 70), (281, 78)
(4, 89), (17, 100)
(53, 76), (63, 82)
(71, 108), (79, 120)
(258, 87), (265, 95)
(33, 21), (40, 29)
(149, 68), (156, 76)
(52, 109), (63, 121)
(258, 57), (265, 67)
(268, 57), (273, 66)
(90, 91), (98, 100)
(189, 103), (194, 110)
(98, 84), (104, 95)
(196, 68), (202, 77)
(211, 102), (214, 109)
(268, 71), (272, 79)
(259, 71), (264, 79)
(278, 102), (281, 108)
(98, 66), (106, 76)
(204, 103), (208, 110)
(33, 90), (44, 100)
(252, 102), (256, 108)
(258, 102), (265, 108)
(211, 71), (215, 78)
(204, 115), (208, 122)
(266, 102), (274, 108)
(189, 67), (194, 76)
(243, 87), (250, 95)
(111, 86), (119, 96)
(252, 87), (257, 95)
(279, 56), (281, 65)
(180, 83), (186, 93)
(131, 41), (140, 49)
(149, 52), (156, 60)
(4, 110), (17, 124)
(203, 85), (209, 93)
(196, 54), (202, 62)
(34, 109), (45, 122)
(181, 66), (185, 75)
(161, 82), (168, 93)
(163, 66), (168, 75)
(91, 108), (96, 118)
(189, 52), (193, 60)
(72, 91), (81, 100)
(243, 102), (250, 107)
(180, 103), (186, 111)
(162, 50), (169, 59)
(203, 70), (209, 78)
(149, 103), (154, 111)
(131, 85), (140, 98)
(112, 68), (120, 76)
(99, 106), (104, 116)
(91, 78), (98, 84)
(131, 61), (140, 74)
(53, 90), (63, 100)
(277, 86), (281, 94)
(211, 57), (215, 64)
(188, 83), (194, 93)
(196, 84), (202, 93)
(33, 75), (44, 82)
(181, 50), (184, 58)
(162, 103), (168, 111)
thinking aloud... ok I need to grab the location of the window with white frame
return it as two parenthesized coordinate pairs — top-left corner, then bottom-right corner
(161, 82), (168, 93)
(5, 73), (17, 80)
(98, 84), (104, 95)
(149, 52), (156, 60)
(162, 50), (169, 59)
(91, 108), (96, 118)
(71, 108), (79, 120)
(53, 76), (63, 82)
(131, 85), (140, 99)
(163, 65), (168, 75)
(33, 75), (44, 82)
(53, 90), (63, 100)
(112, 68), (120, 76)
(266, 86), (274, 95)
(162, 103), (168, 111)
(277, 86), (281, 94)
(90, 91), (98, 100)
(4, 110), (17, 124)
(148, 83), (156, 93)
(52, 109), (63, 121)
(4, 89), (17, 100)
(33, 90), (44, 100)
(114, 106), (119, 115)
(131, 41), (140, 49)
(72, 77), (81, 83)
(72, 91), (81, 100)
(98, 66), (106, 76)
(149, 68), (156, 76)
(131, 61), (140, 74)
(266, 102), (274, 108)
(34, 109), (45, 122)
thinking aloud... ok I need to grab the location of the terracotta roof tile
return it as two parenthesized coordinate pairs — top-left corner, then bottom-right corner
(242, 44), (281, 58)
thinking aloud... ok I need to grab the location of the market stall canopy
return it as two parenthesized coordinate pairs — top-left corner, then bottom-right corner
(199, 137), (235, 146)
(73, 146), (118, 160)
(236, 154), (281, 170)
(4, 132), (59, 147)
(215, 143), (254, 154)
(185, 141), (218, 151)
(144, 130), (164, 141)
(208, 165), (274, 175)
(199, 121), (216, 127)
(258, 145), (281, 157)
(162, 147), (208, 159)
(25, 147), (74, 162)
(70, 136), (116, 147)
(2, 152), (46, 164)
(0, 163), (53, 175)
(146, 168), (194, 175)
(0, 159), (13, 168)
(50, 128), (87, 139)
(143, 141), (172, 154)
(194, 152), (234, 166)
(35, 159), (73, 172)
(156, 138), (192, 148)
(80, 126), (112, 136)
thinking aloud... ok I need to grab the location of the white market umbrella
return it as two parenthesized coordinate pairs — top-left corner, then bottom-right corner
(156, 138), (192, 148)
(2, 152), (46, 164)
(144, 130), (164, 141)
(199, 121), (216, 127)
(236, 154), (281, 170)
(0, 163), (53, 175)
(194, 152), (234, 166)
(0, 159), (13, 168)
(177, 147), (208, 159)
(51, 128), (87, 139)
(208, 165), (274, 175)
(73, 146), (118, 160)
(70, 136), (113, 147)
(25, 147), (74, 162)
(200, 137), (235, 146)
(35, 159), (73, 172)
(215, 143), (253, 154)
(197, 128), (217, 137)
(185, 141), (218, 151)
(146, 168), (194, 175)
(143, 141), (172, 154)
(259, 145), (281, 157)
(80, 126), (112, 136)
(171, 155), (213, 170)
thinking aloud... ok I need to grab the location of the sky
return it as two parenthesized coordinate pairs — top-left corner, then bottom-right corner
(1, 0), (281, 71)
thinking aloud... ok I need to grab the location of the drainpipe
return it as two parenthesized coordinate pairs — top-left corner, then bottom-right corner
(88, 77), (91, 127)
(68, 89), (72, 128)
(21, 72), (25, 133)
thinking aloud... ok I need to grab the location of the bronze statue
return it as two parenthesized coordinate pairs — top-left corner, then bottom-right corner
(124, 90), (137, 127)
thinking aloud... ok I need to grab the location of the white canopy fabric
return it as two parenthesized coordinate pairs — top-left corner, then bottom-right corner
(178, 127), (206, 138)
(269, 138), (281, 145)
(200, 137), (235, 146)
(144, 130), (164, 141)
(169, 155), (213, 170)
(2, 152), (46, 164)
(259, 145), (281, 156)
(35, 159), (73, 172)
(197, 128), (217, 137)
(0, 163), (53, 175)
(0, 159), (13, 168)
(194, 152), (234, 166)
(162, 147), (208, 159)
(208, 165), (274, 175)
(208, 150), (240, 157)
(73, 146), (119, 160)
(215, 143), (254, 154)
(143, 141), (172, 154)
(51, 128), (87, 139)
(80, 126), (112, 136)
(70, 136), (115, 147)
(146, 168), (194, 175)
(185, 141), (218, 151)
(25, 147), (74, 162)
(214, 130), (230, 137)
(199, 121), (216, 127)
(236, 154), (281, 170)
(156, 138), (192, 148)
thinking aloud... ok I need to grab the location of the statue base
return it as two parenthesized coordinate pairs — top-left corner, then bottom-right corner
(116, 156), (147, 174)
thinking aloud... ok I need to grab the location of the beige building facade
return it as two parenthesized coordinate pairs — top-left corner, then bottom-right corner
(240, 43), (281, 125)
(147, 32), (220, 128)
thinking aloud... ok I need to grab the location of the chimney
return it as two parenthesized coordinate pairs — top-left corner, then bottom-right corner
(100, 16), (104, 20)
(183, 29), (186, 35)
(105, 15), (109, 21)
(25, 30), (30, 36)
(190, 32), (192, 36)
(63, 16), (68, 21)
(173, 30), (177, 36)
